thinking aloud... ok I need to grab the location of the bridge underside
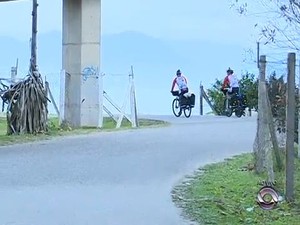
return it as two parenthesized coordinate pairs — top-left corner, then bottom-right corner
(62, 0), (102, 128)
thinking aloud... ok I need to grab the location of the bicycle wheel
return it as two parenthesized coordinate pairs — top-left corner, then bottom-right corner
(172, 98), (182, 117)
(224, 99), (232, 117)
(184, 105), (192, 118)
(235, 108), (243, 117)
(235, 101), (244, 118)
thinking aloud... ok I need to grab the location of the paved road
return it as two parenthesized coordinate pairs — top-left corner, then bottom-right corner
(0, 115), (257, 225)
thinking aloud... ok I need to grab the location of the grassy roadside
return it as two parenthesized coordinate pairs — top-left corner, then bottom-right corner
(172, 153), (300, 225)
(0, 116), (169, 146)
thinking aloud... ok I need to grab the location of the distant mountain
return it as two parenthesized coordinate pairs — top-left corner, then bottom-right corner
(0, 30), (252, 115)
(0, 31), (61, 73)
(101, 31), (189, 71)
(100, 31), (249, 115)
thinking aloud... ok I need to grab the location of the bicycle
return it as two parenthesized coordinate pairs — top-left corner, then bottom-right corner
(171, 90), (195, 118)
(223, 88), (247, 118)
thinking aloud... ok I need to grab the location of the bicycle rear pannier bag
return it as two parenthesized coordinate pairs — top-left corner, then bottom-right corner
(189, 94), (195, 106)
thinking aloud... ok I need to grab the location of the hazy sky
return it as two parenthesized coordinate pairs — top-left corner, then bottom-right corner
(0, 0), (259, 46)
(0, 0), (293, 115)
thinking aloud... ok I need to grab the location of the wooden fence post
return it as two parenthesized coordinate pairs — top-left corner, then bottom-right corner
(298, 59), (300, 159)
(10, 66), (17, 83)
(200, 83), (203, 115)
(286, 52), (296, 202)
(59, 70), (65, 125)
(254, 55), (266, 173)
(45, 81), (60, 118)
(130, 66), (138, 128)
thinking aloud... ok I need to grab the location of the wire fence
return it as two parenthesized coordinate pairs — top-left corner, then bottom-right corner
(0, 67), (215, 118)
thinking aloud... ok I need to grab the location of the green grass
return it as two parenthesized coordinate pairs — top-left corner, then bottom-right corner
(172, 153), (300, 225)
(0, 116), (169, 146)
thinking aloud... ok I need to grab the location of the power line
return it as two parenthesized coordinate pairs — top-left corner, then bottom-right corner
(103, 73), (128, 77)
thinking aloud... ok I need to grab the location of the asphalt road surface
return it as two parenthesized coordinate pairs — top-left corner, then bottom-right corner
(0, 115), (257, 225)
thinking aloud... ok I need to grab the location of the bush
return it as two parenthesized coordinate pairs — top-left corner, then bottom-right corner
(266, 72), (300, 143)
(206, 79), (226, 115)
(206, 72), (258, 115)
(206, 71), (299, 142)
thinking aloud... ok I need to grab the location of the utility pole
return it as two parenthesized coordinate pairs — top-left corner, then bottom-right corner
(286, 52), (296, 202)
(257, 42), (260, 69)
(30, 0), (38, 73)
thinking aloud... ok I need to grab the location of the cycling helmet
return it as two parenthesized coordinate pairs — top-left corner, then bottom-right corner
(227, 68), (234, 74)
(176, 69), (181, 75)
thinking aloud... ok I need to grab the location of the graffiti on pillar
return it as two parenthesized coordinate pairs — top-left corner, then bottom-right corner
(82, 66), (99, 81)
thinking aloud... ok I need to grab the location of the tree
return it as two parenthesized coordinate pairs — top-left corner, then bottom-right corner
(1, 74), (48, 135)
(231, 0), (300, 50)
(266, 73), (287, 133)
(206, 72), (258, 115)
(0, 0), (48, 135)
(266, 72), (300, 145)
(206, 79), (226, 115)
(239, 72), (259, 114)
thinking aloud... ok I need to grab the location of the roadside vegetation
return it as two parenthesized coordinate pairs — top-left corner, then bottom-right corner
(0, 116), (168, 146)
(175, 63), (299, 224)
(172, 153), (300, 225)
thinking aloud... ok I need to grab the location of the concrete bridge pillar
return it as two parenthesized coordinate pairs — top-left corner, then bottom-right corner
(62, 0), (102, 128)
